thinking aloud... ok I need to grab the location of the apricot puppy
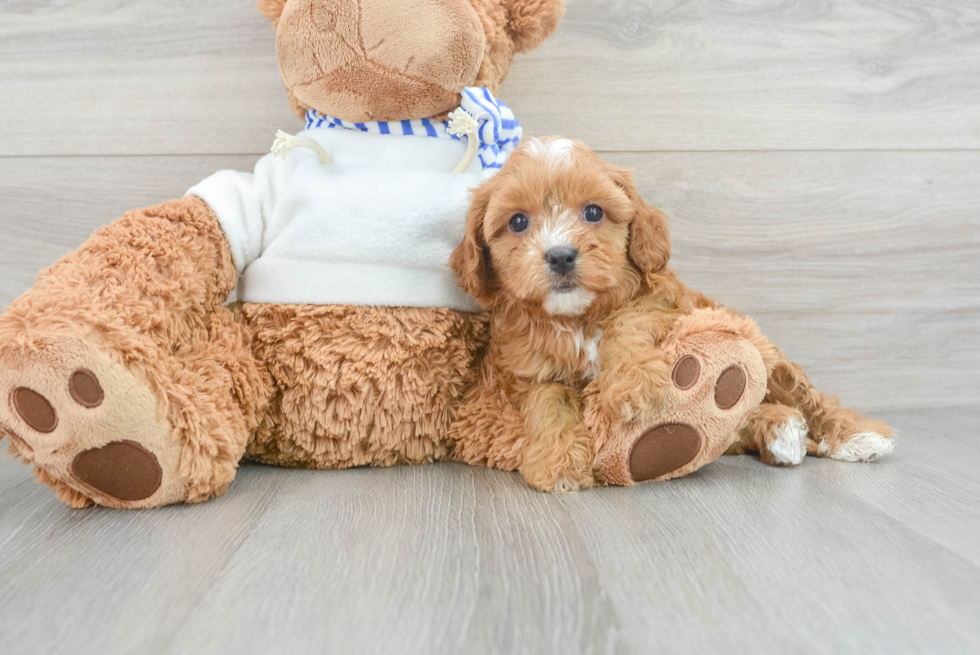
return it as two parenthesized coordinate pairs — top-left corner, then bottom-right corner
(450, 137), (894, 492)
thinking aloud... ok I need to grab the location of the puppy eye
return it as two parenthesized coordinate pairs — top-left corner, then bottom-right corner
(509, 213), (529, 233)
(584, 205), (604, 223)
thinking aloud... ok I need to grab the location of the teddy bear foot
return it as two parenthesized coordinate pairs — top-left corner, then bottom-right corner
(0, 333), (183, 509)
(593, 330), (768, 485)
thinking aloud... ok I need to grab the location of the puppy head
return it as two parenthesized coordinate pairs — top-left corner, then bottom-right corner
(451, 137), (671, 316)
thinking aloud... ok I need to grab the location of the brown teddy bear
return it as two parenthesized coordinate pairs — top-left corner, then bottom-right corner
(0, 0), (571, 509)
(0, 0), (866, 509)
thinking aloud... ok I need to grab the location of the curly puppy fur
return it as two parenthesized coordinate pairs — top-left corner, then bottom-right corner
(449, 136), (671, 490)
(450, 138), (893, 488)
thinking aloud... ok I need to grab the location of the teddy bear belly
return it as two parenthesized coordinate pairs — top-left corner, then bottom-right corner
(242, 303), (488, 470)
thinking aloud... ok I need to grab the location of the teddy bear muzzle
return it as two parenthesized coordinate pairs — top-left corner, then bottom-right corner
(276, 0), (487, 122)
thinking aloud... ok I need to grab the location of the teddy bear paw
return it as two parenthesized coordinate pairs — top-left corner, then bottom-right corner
(593, 331), (768, 486)
(0, 333), (183, 508)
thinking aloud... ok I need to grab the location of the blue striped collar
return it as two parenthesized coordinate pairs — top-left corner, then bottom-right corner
(304, 87), (521, 170)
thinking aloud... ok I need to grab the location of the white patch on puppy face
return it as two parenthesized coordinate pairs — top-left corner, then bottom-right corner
(533, 209), (577, 252)
(522, 137), (575, 167)
(544, 288), (596, 316)
(523, 137), (546, 156)
(545, 138), (575, 166)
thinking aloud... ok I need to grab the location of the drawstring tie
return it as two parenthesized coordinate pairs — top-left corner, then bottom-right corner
(271, 131), (332, 164)
(275, 86), (522, 173)
(446, 107), (482, 173)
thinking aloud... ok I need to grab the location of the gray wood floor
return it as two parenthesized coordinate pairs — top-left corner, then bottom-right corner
(1, 408), (978, 654)
(1, 0), (979, 653)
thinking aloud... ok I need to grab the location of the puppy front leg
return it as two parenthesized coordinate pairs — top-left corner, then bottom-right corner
(596, 346), (672, 423)
(518, 382), (595, 493)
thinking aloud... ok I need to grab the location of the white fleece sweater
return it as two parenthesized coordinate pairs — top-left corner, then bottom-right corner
(187, 126), (499, 312)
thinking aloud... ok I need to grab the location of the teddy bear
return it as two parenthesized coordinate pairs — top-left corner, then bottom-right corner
(0, 0), (797, 509)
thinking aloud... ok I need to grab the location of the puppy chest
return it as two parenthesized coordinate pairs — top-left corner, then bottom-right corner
(542, 326), (603, 384)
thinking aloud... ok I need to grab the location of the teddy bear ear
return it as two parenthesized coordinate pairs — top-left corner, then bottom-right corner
(257, 0), (289, 25)
(506, 0), (567, 53)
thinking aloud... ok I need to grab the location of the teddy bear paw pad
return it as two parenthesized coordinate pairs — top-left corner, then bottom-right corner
(714, 365), (746, 409)
(11, 386), (59, 433)
(0, 335), (181, 508)
(628, 423), (702, 482)
(626, 357), (748, 482)
(72, 440), (163, 502)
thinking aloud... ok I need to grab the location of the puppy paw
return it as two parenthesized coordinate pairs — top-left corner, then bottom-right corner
(551, 477), (583, 494)
(821, 431), (894, 462)
(765, 417), (808, 466)
(522, 468), (593, 494)
(520, 443), (594, 494)
(598, 356), (671, 423)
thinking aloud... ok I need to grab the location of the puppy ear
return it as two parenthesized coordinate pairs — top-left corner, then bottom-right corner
(506, 0), (567, 53)
(612, 166), (671, 274)
(258, 0), (289, 26)
(451, 182), (498, 305)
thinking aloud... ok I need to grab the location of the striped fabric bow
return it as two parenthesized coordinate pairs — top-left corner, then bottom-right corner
(303, 86), (522, 171)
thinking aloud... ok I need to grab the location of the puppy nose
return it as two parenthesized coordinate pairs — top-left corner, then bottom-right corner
(546, 246), (578, 275)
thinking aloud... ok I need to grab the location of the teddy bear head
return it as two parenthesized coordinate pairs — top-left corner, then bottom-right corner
(258, 0), (565, 122)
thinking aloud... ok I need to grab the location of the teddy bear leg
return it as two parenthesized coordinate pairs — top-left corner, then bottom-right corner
(0, 198), (273, 508)
(588, 309), (774, 486)
(736, 350), (894, 463)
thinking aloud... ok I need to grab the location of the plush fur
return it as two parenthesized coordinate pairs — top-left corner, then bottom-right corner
(0, 0), (566, 509)
(0, 198), (273, 507)
(449, 138), (894, 490)
(243, 303), (487, 469)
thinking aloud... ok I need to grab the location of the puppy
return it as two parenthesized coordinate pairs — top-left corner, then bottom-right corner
(450, 137), (894, 492)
